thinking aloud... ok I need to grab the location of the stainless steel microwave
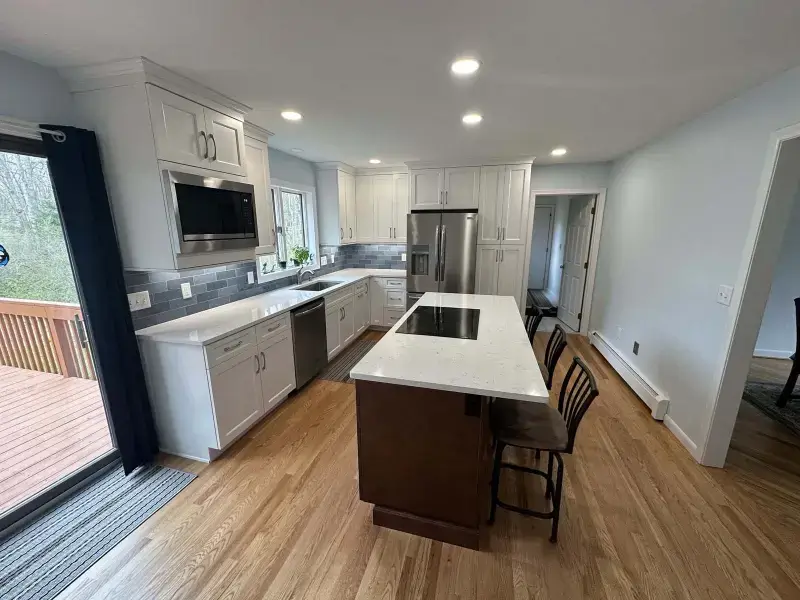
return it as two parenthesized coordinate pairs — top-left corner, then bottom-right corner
(162, 170), (258, 254)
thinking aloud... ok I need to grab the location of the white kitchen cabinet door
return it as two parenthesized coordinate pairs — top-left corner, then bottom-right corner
(497, 246), (524, 307)
(373, 175), (394, 242)
(147, 85), (207, 169)
(209, 350), (263, 449)
(245, 137), (276, 254)
(475, 245), (501, 296)
(393, 173), (409, 241)
(355, 286), (370, 334)
(444, 167), (480, 209)
(205, 108), (246, 176)
(409, 169), (443, 210)
(258, 332), (296, 414)
(340, 297), (355, 348)
(337, 173), (348, 244)
(344, 173), (357, 242)
(325, 302), (342, 359)
(478, 165), (505, 244)
(500, 164), (530, 245)
(370, 279), (385, 326)
(355, 175), (376, 242)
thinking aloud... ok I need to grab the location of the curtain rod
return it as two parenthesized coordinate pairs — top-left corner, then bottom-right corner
(0, 116), (66, 142)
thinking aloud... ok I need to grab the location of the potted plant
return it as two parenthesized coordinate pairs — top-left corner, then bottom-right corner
(290, 246), (312, 267)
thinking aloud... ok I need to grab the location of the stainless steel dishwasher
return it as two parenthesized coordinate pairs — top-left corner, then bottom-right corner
(291, 298), (328, 389)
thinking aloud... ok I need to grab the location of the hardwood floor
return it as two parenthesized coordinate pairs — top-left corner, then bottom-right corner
(0, 365), (112, 514)
(55, 334), (800, 600)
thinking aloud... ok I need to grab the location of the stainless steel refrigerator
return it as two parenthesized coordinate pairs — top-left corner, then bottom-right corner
(406, 210), (478, 308)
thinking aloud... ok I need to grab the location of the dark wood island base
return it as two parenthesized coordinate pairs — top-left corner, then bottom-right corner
(355, 380), (493, 550)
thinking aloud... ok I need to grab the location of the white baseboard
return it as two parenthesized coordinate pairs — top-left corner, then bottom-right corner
(753, 348), (794, 359)
(664, 415), (700, 460)
(589, 331), (669, 420)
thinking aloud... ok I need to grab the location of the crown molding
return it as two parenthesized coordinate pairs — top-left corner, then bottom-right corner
(244, 122), (274, 142)
(60, 57), (251, 119)
(354, 165), (409, 176)
(405, 155), (536, 169)
(315, 161), (356, 175)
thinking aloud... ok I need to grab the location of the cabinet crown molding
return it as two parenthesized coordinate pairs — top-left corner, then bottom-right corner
(405, 156), (536, 170)
(244, 122), (274, 142)
(315, 161), (356, 175)
(355, 165), (409, 176)
(61, 56), (251, 119)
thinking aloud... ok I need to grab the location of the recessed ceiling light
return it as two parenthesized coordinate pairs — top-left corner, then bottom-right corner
(369, 158), (381, 164)
(451, 58), (480, 76)
(281, 110), (303, 121)
(462, 112), (483, 126)
(291, 148), (303, 153)
(550, 147), (568, 157)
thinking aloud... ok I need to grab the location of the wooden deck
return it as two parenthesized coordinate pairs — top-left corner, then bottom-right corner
(0, 365), (113, 514)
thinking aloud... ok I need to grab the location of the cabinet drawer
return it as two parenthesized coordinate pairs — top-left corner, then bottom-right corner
(326, 284), (354, 306)
(206, 327), (257, 369)
(355, 281), (368, 295)
(374, 277), (406, 289)
(385, 290), (405, 307)
(256, 314), (290, 343)
(385, 308), (406, 327)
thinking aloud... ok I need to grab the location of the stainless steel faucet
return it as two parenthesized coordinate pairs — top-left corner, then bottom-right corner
(297, 265), (315, 284)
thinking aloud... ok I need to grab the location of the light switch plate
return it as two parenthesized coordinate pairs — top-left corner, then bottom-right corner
(401, 252), (407, 262)
(180, 282), (192, 299)
(127, 291), (151, 311)
(247, 271), (254, 285)
(321, 255), (328, 266)
(717, 284), (734, 306)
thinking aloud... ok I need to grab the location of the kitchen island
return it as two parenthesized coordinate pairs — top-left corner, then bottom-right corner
(351, 293), (549, 549)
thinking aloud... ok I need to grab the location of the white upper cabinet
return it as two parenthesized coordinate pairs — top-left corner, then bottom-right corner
(344, 173), (357, 242)
(393, 173), (409, 241)
(355, 175), (376, 242)
(244, 135), (276, 255)
(147, 85), (246, 177)
(478, 166), (505, 244)
(443, 167), (480, 209)
(148, 85), (208, 169)
(500, 164), (530, 245)
(373, 174), (394, 243)
(205, 109), (246, 176)
(409, 168), (444, 210)
(318, 168), (357, 245)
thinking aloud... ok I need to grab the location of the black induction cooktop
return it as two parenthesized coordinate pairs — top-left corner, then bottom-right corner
(395, 305), (480, 340)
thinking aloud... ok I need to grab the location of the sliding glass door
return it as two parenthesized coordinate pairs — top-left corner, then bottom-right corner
(0, 134), (117, 528)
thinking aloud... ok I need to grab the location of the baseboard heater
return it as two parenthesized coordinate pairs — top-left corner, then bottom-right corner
(589, 331), (669, 420)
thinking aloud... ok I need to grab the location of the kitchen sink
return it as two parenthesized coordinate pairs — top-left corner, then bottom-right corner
(295, 280), (343, 292)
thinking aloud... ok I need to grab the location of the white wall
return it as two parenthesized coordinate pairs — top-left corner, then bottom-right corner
(268, 147), (316, 189)
(754, 186), (800, 357)
(531, 163), (611, 191)
(0, 51), (76, 126)
(591, 64), (800, 453)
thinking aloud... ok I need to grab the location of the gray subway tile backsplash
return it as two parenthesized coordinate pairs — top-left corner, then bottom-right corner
(127, 243), (405, 330)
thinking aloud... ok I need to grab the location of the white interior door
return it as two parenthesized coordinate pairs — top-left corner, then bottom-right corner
(355, 175), (376, 241)
(205, 108), (246, 176)
(444, 167), (480, 209)
(478, 166), (504, 243)
(500, 164), (529, 244)
(497, 246), (524, 308)
(558, 195), (595, 331)
(393, 173), (409, 241)
(528, 205), (554, 290)
(373, 174), (394, 242)
(475, 245), (501, 295)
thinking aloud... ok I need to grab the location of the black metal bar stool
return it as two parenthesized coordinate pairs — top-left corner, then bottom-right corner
(488, 356), (599, 542)
(777, 297), (800, 407)
(542, 324), (567, 390)
(524, 306), (543, 346)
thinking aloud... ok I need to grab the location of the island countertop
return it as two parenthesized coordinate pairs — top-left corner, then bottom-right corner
(350, 293), (549, 403)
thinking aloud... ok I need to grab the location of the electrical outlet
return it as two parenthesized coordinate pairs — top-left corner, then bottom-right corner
(633, 341), (640, 355)
(321, 255), (328, 266)
(717, 284), (733, 306)
(127, 291), (151, 311)
(401, 252), (407, 262)
(180, 282), (192, 299)
(331, 254), (335, 263)
(247, 271), (254, 285)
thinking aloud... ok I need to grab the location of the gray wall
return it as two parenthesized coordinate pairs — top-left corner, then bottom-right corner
(591, 64), (800, 450)
(268, 147), (316, 188)
(755, 186), (800, 356)
(0, 51), (77, 125)
(530, 162), (611, 191)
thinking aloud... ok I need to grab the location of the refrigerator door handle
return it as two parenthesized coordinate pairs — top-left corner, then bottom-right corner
(433, 224), (441, 282)
(439, 225), (447, 282)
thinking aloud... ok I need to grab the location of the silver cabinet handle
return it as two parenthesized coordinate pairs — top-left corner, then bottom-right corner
(340, 227), (344, 239)
(261, 351), (266, 371)
(444, 190), (448, 205)
(254, 354), (260, 374)
(497, 226), (500, 240)
(389, 226), (392, 238)
(199, 131), (208, 159)
(502, 227), (506, 240)
(208, 134), (217, 161)
(266, 323), (280, 332)
(495, 249), (498, 262)
(224, 340), (243, 352)
(349, 227), (353, 239)
(501, 249), (504, 262)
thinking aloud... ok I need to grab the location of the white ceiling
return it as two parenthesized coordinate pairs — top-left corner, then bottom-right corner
(1, 0), (800, 167)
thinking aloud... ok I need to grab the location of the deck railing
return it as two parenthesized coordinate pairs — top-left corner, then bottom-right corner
(0, 297), (96, 380)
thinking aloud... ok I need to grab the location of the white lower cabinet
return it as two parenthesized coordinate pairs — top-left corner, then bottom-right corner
(355, 284), (370, 334)
(209, 347), (263, 449)
(258, 331), (296, 414)
(475, 244), (524, 308)
(340, 297), (355, 348)
(325, 302), (342, 360)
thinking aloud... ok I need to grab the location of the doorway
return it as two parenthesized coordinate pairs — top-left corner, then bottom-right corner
(0, 134), (114, 527)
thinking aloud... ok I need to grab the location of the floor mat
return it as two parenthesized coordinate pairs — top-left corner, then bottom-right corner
(742, 381), (800, 437)
(527, 289), (557, 316)
(318, 339), (377, 383)
(0, 463), (196, 600)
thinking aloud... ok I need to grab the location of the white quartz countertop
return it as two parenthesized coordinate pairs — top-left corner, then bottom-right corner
(350, 293), (549, 403)
(135, 268), (406, 346)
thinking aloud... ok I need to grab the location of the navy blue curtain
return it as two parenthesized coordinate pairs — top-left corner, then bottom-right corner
(41, 125), (158, 474)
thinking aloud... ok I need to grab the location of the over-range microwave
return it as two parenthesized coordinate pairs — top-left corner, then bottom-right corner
(162, 170), (258, 254)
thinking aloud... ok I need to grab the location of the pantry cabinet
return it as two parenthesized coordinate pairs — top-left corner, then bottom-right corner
(475, 244), (524, 308)
(477, 163), (531, 245)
